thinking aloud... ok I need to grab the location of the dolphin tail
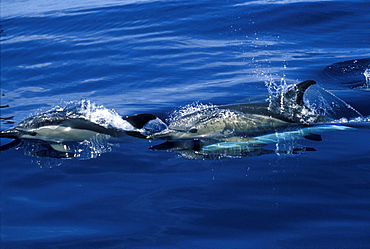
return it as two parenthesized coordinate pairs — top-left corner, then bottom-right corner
(123, 113), (167, 139)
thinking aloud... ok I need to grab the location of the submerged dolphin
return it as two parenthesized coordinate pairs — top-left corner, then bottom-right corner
(148, 80), (326, 141)
(150, 124), (354, 160)
(0, 112), (158, 152)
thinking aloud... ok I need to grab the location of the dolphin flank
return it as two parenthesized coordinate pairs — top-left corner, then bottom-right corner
(148, 80), (326, 141)
(0, 112), (157, 152)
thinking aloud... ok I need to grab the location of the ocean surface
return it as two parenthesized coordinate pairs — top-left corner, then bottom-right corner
(1, 0), (370, 248)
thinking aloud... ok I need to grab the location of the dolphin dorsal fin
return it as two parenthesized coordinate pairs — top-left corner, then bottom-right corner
(282, 80), (316, 106)
(269, 80), (323, 124)
(270, 80), (316, 110)
(123, 113), (157, 129)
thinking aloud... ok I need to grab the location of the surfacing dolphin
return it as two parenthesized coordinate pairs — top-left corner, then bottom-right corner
(0, 111), (160, 153)
(148, 80), (326, 142)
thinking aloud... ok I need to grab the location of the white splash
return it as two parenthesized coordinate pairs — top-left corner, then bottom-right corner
(264, 77), (292, 103)
(166, 102), (217, 123)
(59, 99), (135, 131)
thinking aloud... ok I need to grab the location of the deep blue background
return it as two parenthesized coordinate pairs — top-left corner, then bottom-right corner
(1, 0), (370, 248)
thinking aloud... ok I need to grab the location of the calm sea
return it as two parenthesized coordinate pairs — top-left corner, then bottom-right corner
(1, 0), (370, 248)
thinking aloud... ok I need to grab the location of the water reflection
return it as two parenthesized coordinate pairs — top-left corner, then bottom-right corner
(0, 104), (15, 124)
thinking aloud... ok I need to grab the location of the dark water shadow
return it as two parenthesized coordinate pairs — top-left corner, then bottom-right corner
(322, 58), (370, 89)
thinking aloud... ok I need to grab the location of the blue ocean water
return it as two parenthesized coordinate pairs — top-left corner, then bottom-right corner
(1, 0), (370, 248)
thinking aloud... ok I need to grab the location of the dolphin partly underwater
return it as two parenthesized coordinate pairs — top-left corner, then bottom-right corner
(0, 110), (160, 153)
(147, 80), (359, 158)
(148, 80), (326, 142)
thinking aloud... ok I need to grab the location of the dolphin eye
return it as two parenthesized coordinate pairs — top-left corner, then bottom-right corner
(189, 128), (198, 133)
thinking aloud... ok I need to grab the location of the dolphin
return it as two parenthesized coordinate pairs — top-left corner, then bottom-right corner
(148, 80), (327, 142)
(150, 124), (354, 160)
(0, 112), (158, 152)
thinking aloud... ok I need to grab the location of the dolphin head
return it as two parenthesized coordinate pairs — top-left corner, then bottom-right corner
(147, 128), (195, 140)
(147, 124), (231, 140)
(148, 108), (237, 140)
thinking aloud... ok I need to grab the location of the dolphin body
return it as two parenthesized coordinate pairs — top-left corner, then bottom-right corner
(0, 112), (158, 152)
(148, 80), (327, 142)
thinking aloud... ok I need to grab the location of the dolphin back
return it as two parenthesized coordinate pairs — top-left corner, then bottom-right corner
(221, 80), (324, 124)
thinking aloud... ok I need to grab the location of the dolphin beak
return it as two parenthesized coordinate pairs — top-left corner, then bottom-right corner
(147, 129), (177, 140)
